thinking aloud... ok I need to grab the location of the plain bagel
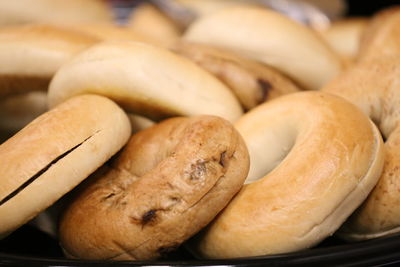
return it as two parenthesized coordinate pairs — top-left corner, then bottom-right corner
(183, 6), (343, 90)
(0, 0), (113, 26)
(188, 91), (384, 258)
(0, 94), (131, 239)
(0, 24), (98, 97)
(48, 41), (243, 122)
(59, 115), (250, 260)
(323, 57), (400, 240)
(321, 6), (400, 240)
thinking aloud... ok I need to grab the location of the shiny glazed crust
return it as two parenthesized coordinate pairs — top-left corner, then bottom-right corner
(59, 115), (249, 260)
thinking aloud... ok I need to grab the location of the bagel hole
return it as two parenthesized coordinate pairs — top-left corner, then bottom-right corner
(245, 126), (297, 184)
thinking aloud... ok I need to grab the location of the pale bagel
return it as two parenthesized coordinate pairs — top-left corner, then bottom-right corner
(60, 24), (161, 45)
(188, 91), (384, 258)
(48, 41), (243, 122)
(175, 0), (259, 18)
(128, 3), (182, 48)
(0, 0), (113, 26)
(0, 94), (131, 239)
(172, 41), (301, 110)
(357, 7), (400, 61)
(323, 57), (400, 240)
(317, 18), (369, 62)
(0, 24), (98, 97)
(59, 115), (250, 260)
(183, 6), (343, 90)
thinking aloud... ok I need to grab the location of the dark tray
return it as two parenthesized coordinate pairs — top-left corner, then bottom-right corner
(1, 224), (400, 267)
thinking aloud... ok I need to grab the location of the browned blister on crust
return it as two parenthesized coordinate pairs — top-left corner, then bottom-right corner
(59, 115), (250, 260)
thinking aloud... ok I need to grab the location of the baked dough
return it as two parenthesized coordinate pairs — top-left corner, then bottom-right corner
(0, 94), (131, 239)
(59, 115), (249, 260)
(183, 6), (343, 90)
(48, 41), (243, 122)
(188, 91), (384, 258)
(0, 0), (113, 26)
(0, 24), (97, 97)
(172, 41), (301, 110)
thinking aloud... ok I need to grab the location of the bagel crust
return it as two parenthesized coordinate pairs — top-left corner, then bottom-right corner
(59, 115), (250, 260)
(183, 6), (342, 90)
(172, 41), (300, 110)
(188, 91), (384, 258)
(0, 0), (113, 26)
(323, 57), (400, 240)
(0, 24), (98, 97)
(48, 41), (243, 122)
(0, 94), (131, 239)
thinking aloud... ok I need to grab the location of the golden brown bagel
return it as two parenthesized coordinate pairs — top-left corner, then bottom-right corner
(183, 6), (343, 90)
(323, 56), (400, 240)
(0, 24), (98, 97)
(59, 115), (250, 260)
(321, 7), (400, 240)
(0, 0), (113, 26)
(188, 91), (384, 258)
(48, 41), (243, 122)
(0, 94), (131, 239)
(172, 42), (301, 110)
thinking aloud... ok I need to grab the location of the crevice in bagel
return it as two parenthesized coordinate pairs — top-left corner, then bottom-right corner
(0, 132), (98, 206)
(0, 74), (50, 97)
(257, 79), (272, 103)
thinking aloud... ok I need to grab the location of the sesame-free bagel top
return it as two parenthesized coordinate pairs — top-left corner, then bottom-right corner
(0, 94), (131, 239)
(48, 41), (243, 122)
(188, 91), (384, 258)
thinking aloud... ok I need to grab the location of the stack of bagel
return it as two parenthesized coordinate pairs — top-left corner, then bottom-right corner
(0, 0), (399, 262)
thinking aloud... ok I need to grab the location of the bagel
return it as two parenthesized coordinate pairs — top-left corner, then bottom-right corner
(0, 24), (98, 97)
(183, 6), (343, 90)
(0, 91), (47, 135)
(317, 18), (369, 62)
(172, 41), (301, 111)
(128, 3), (182, 48)
(48, 41), (243, 122)
(357, 7), (400, 61)
(322, 56), (400, 240)
(60, 24), (161, 46)
(174, 0), (259, 18)
(0, 94), (131, 239)
(59, 115), (250, 260)
(0, 0), (114, 26)
(188, 91), (384, 258)
(321, 6), (400, 240)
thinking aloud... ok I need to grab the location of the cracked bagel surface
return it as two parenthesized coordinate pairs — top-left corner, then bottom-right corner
(0, 94), (131, 239)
